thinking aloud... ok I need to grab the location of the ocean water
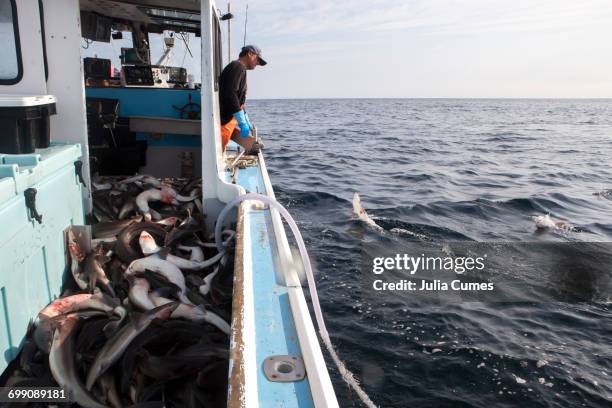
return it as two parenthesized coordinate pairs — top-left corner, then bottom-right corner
(248, 99), (612, 408)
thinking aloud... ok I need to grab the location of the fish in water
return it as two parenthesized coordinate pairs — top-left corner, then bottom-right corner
(593, 189), (612, 198)
(352, 193), (384, 232)
(533, 214), (574, 232)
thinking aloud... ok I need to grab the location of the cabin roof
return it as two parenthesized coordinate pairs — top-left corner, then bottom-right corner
(80, 0), (203, 33)
(85, 0), (200, 13)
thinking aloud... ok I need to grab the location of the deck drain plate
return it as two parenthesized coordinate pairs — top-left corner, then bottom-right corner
(263, 355), (306, 382)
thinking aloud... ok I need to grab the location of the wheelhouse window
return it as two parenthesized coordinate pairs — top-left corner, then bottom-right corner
(0, 0), (22, 84)
(212, 10), (222, 91)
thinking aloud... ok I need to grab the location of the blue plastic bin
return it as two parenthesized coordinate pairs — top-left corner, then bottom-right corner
(0, 144), (84, 371)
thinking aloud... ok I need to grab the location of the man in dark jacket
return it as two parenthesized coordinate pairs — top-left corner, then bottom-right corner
(219, 45), (267, 153)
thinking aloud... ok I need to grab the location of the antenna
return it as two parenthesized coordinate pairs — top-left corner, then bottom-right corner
(227, 3), (231, 64)
(220, 4), (234, 64)
(243, 4), (248, 47)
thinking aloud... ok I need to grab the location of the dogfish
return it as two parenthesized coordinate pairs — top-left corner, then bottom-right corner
(352, 193), (384, 232)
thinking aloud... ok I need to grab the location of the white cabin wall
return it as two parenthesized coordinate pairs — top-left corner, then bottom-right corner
(201, 0), (243, 225)
(42, 0), (92, 210)
(2, 0), (46, 94)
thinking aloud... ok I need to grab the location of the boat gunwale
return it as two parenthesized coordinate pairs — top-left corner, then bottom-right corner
(228, 203), (247, 407)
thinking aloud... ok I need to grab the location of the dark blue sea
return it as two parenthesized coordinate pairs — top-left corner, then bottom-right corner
(248, 99), (612, 408)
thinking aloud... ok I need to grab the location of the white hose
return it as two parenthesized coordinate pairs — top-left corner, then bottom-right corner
(215, 193), (377, 408)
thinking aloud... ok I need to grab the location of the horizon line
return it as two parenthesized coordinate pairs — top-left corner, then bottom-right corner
(250, 96), (612, 101)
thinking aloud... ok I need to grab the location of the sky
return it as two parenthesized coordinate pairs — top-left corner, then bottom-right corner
(86, 0), (612, 99)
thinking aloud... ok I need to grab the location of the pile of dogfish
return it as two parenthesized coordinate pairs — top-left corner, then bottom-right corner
(0, 175), (235, 408)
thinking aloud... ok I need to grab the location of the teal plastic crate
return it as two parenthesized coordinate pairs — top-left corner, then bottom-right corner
(0, 144), (84, 371)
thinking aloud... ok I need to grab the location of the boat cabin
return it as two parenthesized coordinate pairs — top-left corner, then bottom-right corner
(80, 1), (210, 178)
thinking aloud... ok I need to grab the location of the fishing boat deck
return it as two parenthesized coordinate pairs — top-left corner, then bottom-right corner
(0, 0), (339, 405)
(226, 148), (315, 407)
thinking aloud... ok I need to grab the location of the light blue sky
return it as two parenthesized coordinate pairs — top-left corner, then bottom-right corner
(86, 0), (612, 98)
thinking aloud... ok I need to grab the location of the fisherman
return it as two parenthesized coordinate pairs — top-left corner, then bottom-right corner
(219, 45), (267, 153)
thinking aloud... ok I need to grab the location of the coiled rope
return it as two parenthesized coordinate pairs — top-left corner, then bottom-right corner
(215, 193), (377, 408)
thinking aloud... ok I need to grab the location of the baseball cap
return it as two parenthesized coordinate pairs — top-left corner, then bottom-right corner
(242, 45), (267, 66)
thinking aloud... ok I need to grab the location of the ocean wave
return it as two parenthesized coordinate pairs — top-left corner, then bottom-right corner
(249, 98), (612, 407)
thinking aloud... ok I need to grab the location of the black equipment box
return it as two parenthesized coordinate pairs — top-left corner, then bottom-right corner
(84, 58), (112, 79)
(0, 97), (57, 154)
(81, 11), (112, 42)
(122, 66), (154, 86)
(167, 67), (187, 84)
(86, 97), (119, 146)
